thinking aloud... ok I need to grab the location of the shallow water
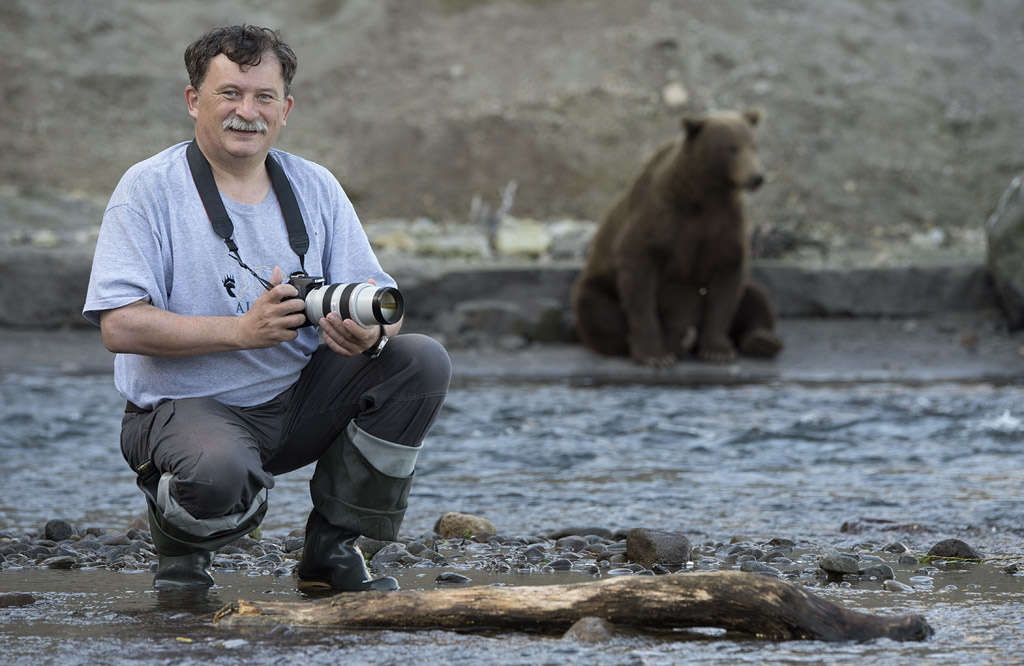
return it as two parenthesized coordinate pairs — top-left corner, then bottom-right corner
(2, 371), (1023, 664)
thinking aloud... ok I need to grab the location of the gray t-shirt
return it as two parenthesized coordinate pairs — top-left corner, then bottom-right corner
(84, 141), (395, 409)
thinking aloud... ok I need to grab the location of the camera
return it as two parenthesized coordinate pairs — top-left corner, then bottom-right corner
(288, 272), (404, 329)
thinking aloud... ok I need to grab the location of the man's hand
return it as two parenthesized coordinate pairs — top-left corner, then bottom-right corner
(235, 267), (307, 348)
(319, 278), (389, 357)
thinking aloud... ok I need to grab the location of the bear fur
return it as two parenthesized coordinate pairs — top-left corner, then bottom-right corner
(571, 108), (783, 366)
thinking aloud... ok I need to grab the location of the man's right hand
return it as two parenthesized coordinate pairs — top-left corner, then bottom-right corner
(236, 266), (308, 348)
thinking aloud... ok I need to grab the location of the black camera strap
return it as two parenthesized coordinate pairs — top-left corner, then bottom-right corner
(186, 139), (309, 285)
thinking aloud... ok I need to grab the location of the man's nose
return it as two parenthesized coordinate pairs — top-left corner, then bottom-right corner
(235, 95), (259, 119)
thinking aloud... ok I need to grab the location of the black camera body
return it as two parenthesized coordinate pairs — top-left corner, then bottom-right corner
(287, 273), (326, 302)
(285, 273), (325, 328)
(287, 271), (404, 329)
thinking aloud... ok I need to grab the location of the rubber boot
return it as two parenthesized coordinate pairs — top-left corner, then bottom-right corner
(308, 422), (419, 542)
(296, 509), (399, 592)
(153, 551), (215, 590)
(137, 468), (267, 590)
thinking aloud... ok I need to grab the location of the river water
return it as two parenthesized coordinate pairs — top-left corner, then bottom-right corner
(2, 370), (1023, 664)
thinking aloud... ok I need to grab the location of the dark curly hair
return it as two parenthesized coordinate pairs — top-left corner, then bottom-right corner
(184, 25), (297, 96)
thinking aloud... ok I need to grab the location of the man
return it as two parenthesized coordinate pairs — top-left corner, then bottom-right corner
(83, 25), (451, 592)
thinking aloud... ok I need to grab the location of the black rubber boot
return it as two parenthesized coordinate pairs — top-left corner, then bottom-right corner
(153, 551), (215, 590)
(296, 509), (399, 592)
(137, 470), (265, 591)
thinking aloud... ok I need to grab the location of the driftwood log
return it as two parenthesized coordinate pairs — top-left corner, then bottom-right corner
(215, 570), (932, 642)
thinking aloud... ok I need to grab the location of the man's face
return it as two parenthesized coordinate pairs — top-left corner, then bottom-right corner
(185, 53), (293, 166)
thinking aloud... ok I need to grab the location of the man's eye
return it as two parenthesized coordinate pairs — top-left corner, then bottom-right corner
(221, 91), (240, 99)
(258, 94), (274, 102)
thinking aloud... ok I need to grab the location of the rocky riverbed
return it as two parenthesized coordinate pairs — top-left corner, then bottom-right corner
(3, 512), (1020, 614)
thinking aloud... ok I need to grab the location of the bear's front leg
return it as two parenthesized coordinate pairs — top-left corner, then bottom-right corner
(659, 283), (701, 357)
(697, 272), (745, 363)
(616, 270), (674, 366)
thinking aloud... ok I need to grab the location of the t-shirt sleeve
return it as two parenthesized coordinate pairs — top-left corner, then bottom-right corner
(82, 197), (168, 327)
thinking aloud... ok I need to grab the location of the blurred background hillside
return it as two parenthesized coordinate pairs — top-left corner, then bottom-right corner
(1, 0), (1022, 268)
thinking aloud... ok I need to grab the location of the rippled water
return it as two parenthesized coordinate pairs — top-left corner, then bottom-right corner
(2, 371), (1023, 664)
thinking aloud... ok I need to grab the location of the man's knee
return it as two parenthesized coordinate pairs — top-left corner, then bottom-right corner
(170, 448), (267, 519)
(385, 334), (451, 393)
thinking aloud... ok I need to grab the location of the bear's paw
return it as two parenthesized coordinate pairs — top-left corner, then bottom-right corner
(738, 329), (783, 358)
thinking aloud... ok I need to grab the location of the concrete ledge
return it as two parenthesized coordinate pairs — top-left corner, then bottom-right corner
(752, 264), (997, 317)
(0, 253), (1002, 331)
(397, 262), (998, 333)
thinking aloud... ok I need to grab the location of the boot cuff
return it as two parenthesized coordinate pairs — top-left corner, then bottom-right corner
(347, 421), (421, 478)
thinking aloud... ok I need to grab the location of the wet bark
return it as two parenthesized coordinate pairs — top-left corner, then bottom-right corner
(214, 570), (933, 642)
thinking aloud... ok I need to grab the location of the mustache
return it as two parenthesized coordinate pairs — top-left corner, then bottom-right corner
(222, 116), (269, 133)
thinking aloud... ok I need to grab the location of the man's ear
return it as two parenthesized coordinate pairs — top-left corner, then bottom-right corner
(281, 95), (294, 126)
(185, 85), (200, 120)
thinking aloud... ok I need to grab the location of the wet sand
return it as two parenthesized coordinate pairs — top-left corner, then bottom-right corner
(3, 308), (1023, 386)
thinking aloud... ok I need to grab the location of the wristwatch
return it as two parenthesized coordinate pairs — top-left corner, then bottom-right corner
(363, 324), (389, 359)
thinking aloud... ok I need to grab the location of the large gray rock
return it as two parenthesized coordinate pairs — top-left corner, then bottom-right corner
(625, 528), (693, 568)
(987, 175), (1024, 328)
(819, 547), (860, 575)
(43, 519), (77, 542)
(926, 538), (983, 563)
(435, 511), (496, 540)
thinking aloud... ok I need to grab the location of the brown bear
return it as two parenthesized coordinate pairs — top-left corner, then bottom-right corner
(571, 108), (782, 366)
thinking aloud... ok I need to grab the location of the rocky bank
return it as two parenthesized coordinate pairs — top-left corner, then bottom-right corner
(2, 0), (1023, 266)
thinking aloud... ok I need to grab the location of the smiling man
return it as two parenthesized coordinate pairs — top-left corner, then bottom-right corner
(83, 26), (451, 592)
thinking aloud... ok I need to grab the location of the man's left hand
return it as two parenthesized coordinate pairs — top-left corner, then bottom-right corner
(319, 279), (381, 357)
(320, 311), (381, 357)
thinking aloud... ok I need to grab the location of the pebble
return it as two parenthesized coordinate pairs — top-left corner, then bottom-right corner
(606, 567), (635, 576)
(740, 561), (783, 577)
(860, 563), (896, 581)
(370, 543), (410, 568)
(436, 572), (472, 584)
(555, 535), (588, 553)
(523, 546), (545, 563)
(0, 592), (36, 608)
(42, 555), (78, 569)
(819, 548), (861, 575)
(883, 580), (916, 593)
(908, 575), (934, 587)
(545, 558), (573, 571)
(882, 541), (909, 554)
(562, 616), (616, 643)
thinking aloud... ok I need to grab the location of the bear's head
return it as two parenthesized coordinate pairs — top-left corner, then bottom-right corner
(681, 109), (764, 191)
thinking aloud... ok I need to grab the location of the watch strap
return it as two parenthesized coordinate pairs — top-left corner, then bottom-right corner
(363, 325), (388, 359)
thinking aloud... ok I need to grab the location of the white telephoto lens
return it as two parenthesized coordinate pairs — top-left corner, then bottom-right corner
(306, 282), (404, 329)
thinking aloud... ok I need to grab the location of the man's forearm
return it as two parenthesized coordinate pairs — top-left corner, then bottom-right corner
(99, 301), (247, 357)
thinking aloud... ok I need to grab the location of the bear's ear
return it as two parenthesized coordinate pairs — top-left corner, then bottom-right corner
(682, 116), (705, 138)
(743, 108), (763, 126)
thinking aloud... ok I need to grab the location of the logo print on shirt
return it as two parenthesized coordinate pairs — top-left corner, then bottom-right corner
(223, 275), (236, 297)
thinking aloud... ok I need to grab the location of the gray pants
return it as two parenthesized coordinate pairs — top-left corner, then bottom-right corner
(120, 334), (451, 525)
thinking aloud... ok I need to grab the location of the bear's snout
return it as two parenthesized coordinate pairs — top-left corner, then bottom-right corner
(748, 172), (765, 190)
